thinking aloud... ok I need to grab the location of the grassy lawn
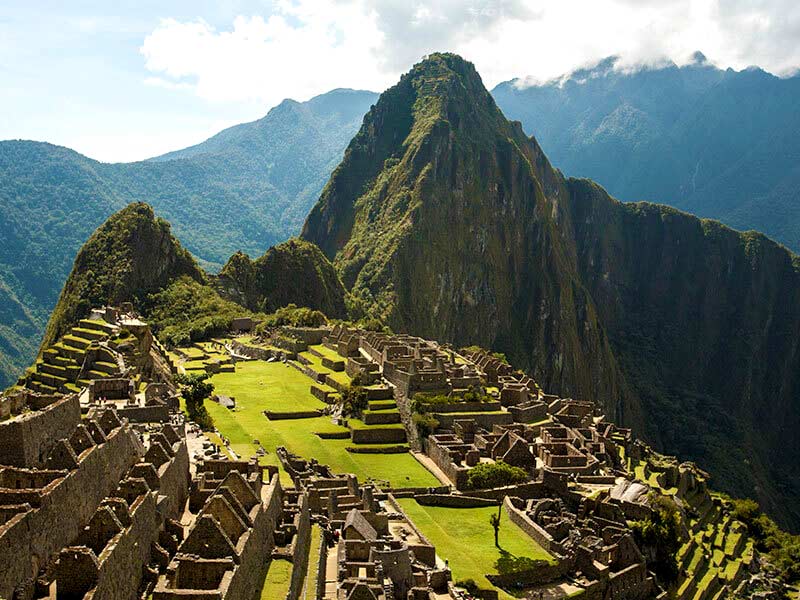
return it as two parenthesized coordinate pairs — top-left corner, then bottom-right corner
(260, 558), (292, 599)
(397, 499), (554, 600)
(309, 344), (343, 361)
(212, 361), (326, 413)
(204, 362), (438, 489)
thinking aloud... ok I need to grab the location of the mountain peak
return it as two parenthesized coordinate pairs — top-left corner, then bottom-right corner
(41, 202), (203, 349)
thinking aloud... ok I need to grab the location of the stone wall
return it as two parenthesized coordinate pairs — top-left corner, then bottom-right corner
(0, 423), (143, 599)
(414, 494), (497, 508)
(116, 404), (170, 423)
(502, 496), (565, 556)
(420, 401), (502, 414)
(350, 427), (407, 444)
(64, 491), (159, 600)
(0, 395), (81, 468)
(224, 473), (284, 600)
(433, 411), (513, 429)
(286, 494), (311, 600)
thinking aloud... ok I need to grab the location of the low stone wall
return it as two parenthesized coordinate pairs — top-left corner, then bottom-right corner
(433, 411), (513, 429)
(365, 386), (393, 400)
(363, 411), (401, 425)
(345, 445), (408, 454)
(463, 481), (548, 500)
(485, 556), (575, 589)
(350, 427), (406, 444)
(281, 327), (327, 345)
(116, 404), (170, 423)
(415, 494), (497, 508)
(503, 496), (565, 556)
(419, 401), (501, 414)
(321, 356), (345, 372)
(264, 410), (323, 420)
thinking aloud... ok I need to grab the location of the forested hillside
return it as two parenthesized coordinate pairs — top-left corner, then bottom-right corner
(0, 89), (377, 387)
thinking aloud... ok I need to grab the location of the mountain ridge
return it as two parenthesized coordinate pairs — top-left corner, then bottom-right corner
(492, 56), (800, 253)
(0, 88), (377, 388)
(302, 52), (800, 530)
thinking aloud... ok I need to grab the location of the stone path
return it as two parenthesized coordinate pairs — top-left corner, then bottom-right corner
(412, 451), (452, 486)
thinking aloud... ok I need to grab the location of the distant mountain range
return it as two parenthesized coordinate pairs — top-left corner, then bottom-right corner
(492, 53), (800, 253)
(0, 89), (377, 387)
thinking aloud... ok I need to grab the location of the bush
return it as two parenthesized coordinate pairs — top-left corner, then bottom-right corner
(341, 385), (368, 416)
(455, 579), (480, 595)
(175, 372), (215, 430)
(460, 345), (509, 364)
(465, 461), (528, 490)
(413, 413), (439, 438)
(629, 494), (681, 584)
(255, 304), (328, 332)
(731, 498), (800, 584)
(411, 388), (492, 413)
(145, 276), (253, 347)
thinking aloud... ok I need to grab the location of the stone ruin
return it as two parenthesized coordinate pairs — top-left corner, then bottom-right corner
(0, 385), (190, 600)
(276, 446), (449, 600)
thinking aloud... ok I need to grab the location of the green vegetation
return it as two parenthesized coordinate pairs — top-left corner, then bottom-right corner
(397, 499), (554, 600)
(629, 494), (681, 584)
(205, 361), (437, 488)
(465, 461), (528, 490)
(731, 498), (800, 583)
(301, 51), (800, 531)
(145, 277), (255, 347)
(42, 203), (203, 350)
(219, 238), (348, 319)
(175, 372), (215, 430)
(0, 89), (377, 388)
(411, 389), (494, 413)
(461, 345), (509, 364)
(260, 558), (292, 600)
(412, 412), (439, 438)
(255, 304), (328, 332)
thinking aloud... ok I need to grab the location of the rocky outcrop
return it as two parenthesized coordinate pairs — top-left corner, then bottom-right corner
(302, 53), (800, 530)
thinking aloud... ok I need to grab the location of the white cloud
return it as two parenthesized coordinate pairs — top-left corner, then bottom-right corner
(140, 0), (800, 107)
(140, 4), (391, 107)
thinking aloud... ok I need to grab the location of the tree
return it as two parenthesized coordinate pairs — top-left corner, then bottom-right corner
(489, 504), (502, 548)
(175, 372), (214, 430)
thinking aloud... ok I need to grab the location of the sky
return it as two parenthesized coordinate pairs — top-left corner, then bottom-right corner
(1, 0), (799, 163)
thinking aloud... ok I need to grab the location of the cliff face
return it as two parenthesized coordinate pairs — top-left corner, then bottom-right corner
(216, 238), (348, 319)
(302, 53), (800, 529)
(42, 202), (204, 348)
(566, 183), (800, 526)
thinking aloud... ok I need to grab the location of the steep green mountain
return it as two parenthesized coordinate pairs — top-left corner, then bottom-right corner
(217, 239), (348, 319)
(42, 202), (204, 348)
(302, 53), (800, 530)
(0, 88), (378, 387)
(42, 202), (348, 355)
(491, 54), (800, 252)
